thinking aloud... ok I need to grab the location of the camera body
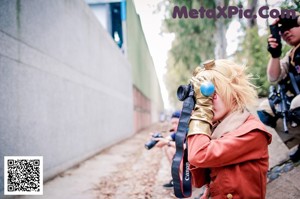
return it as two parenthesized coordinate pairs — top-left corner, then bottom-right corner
(144, 132), (163, 150)
(270, 15), (299, 36)
(269, 24), (281, 43)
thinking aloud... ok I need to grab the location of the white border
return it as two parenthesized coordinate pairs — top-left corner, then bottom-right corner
(4, 156), (43, 195)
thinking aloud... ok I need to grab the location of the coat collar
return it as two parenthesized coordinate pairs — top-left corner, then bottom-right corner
(212, 110), (250, 139)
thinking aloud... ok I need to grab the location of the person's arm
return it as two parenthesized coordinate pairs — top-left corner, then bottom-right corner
(154, 137), (170, 148)
(266, 15), (299, 82)
(154, 132), (175, 148)
(267, 54), (281, 82)
(267, 18), (282, 82)
(187, 131), (269, 168)
(189, 165), (209, 188)
(267, 50), (290, 83)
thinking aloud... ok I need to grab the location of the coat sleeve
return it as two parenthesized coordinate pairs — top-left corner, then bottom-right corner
(189, 165), (209, 188)
(187, 130), (269, 168)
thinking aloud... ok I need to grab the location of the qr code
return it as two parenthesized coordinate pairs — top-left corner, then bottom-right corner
(4, 156), (43, 195)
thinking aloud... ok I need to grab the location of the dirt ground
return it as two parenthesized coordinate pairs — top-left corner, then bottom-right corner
(12, 121), (300, 199)
(87, 122), (300, 199)
(89, 122), (192, 199)
(89, 121), (203, 199)
(13, 122), (185, 199)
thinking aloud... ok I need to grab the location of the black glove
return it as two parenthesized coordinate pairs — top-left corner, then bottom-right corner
(268, 24), (282, 58)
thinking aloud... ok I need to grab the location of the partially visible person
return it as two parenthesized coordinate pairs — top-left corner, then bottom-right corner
(152, 110), (180, 189)
(257, 14), (300, 162)
(187, 59), (272, 199)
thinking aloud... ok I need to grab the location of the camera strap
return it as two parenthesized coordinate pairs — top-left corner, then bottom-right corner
(171, 84), (195, 198)
(289, 72), (300, 95)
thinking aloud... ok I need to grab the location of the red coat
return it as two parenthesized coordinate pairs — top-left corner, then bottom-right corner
(188, 115), (272, 199)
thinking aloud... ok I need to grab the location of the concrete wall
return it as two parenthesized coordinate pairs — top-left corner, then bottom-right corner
(127, 0), (164, 131)
(0, 0), (133, 194)
(133, 86), (151, 131)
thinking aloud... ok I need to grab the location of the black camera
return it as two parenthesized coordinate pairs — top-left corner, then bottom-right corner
(177, 84), (193, 101)
(271, 14), (299, 36)
(268, 23), (282, 58)
(144, 132), (163, 150)
(270, 24), (281, 43)
(278, 14), (299, 33)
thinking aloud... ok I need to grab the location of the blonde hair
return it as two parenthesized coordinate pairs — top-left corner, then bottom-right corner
(194, 59), (258, 112)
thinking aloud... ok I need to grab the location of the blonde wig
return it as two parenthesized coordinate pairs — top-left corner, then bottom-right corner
(194, 59), (258, 112)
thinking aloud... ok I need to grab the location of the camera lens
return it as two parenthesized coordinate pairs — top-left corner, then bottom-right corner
(177, 85), (190, 101)
(144, 133), (162, 150)
(144, 140), (158, 150)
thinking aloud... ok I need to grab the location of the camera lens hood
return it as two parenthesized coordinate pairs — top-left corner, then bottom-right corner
(177, 85), (190, 101)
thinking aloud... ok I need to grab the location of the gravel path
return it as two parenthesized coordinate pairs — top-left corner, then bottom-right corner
(12, 122), (299, 199)
(91, 123), (177, 199)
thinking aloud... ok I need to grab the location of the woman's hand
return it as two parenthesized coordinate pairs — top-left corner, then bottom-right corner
(188, 72), (214, 137)
(153, 137), (169, 148)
